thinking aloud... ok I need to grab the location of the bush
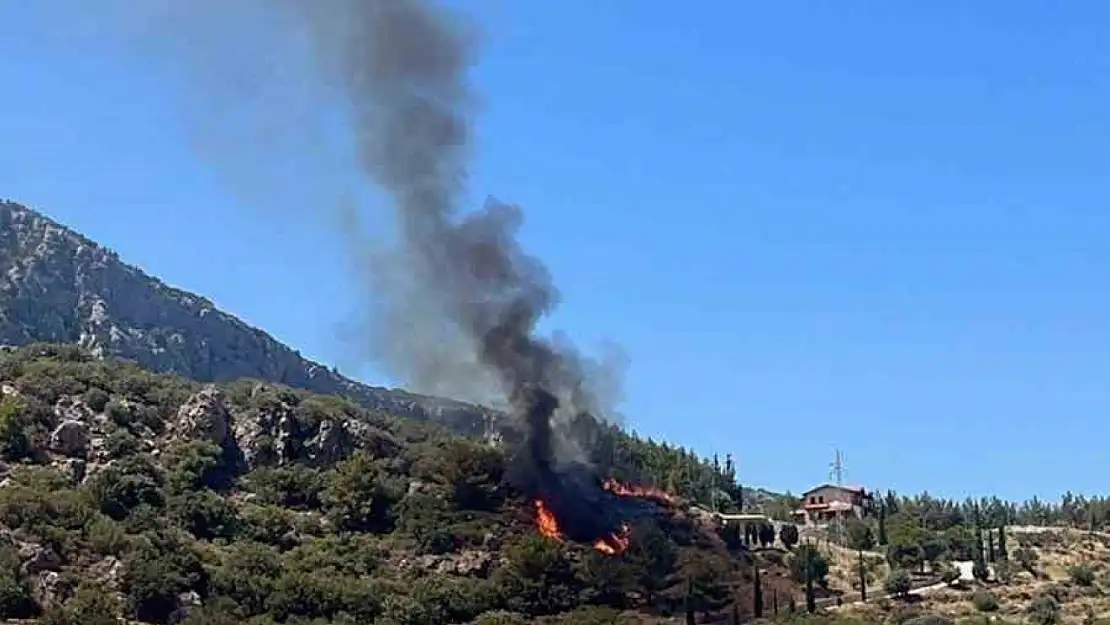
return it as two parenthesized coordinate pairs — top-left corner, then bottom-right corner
(972, 590), (999, 612)
(82, 387), (111, 413)
(994, 559), (1015, 584)
(1069, 564), (1096, 587)
(789, 544), (830, 587)
(939, 563), (961, 586)
(473, 611), (529, 625)
(884, 568), (912, 598)
(0, 396), (31, 460)
(903, 616), (954, 625)
(1014, 547), (1038, 573)
(84, 454), (165, 520)
(972, 558), (990, 582)
(1028, 595), (1061, 625)
(39, 581), (121, 625)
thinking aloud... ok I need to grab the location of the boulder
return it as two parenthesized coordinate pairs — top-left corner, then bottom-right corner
(172, 385), (232, 446)
(50, 419), (91, 458)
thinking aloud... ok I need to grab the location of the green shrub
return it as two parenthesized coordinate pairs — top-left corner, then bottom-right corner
(972, 590), (999, 612)
(939, 563), (961, 586)
(1069, 564), (1096, 587)
(1028, 594), (1061, 625)
(39, 581), (121, 625)
(82, 387), (111, 413)
(0, 395), (31, 460)
(884, 568), (912, 598)
(903, 615), (954, 625)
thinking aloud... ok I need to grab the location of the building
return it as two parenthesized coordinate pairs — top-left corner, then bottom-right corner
(793, 483), (873, 526)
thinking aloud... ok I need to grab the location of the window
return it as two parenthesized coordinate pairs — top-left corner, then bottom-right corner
(818, 496), (824, 504)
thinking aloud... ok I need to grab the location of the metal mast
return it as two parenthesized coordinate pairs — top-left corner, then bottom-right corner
(829, 449), (846, 546)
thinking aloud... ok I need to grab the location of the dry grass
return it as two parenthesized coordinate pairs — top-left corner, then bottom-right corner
(810, 539), (890, 594)
(833, 527), (1110, 624)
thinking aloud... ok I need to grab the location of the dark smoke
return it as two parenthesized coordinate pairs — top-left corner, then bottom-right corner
(312, 0), (631, 511)
(303, 0), (613, 474)
(49, 0), (628, 499)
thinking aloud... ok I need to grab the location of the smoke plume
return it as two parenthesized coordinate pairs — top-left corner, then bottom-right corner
(59, 0), (627, 467)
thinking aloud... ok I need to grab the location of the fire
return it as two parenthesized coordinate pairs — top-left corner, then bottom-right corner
(592, 523), (632, 555)
(602, 478), (678, 506)
(530, 478), (674, 556)
(532, 500), (630, 555)
(533, 500), (564, 541)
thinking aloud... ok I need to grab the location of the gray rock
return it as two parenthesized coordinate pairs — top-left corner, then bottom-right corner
(50, 419), (90, 457)
(90, 556), (124, 591)
(0, 200), (496, 439)
(171, 385), (231, 446)
(30, 570), (67, 611)
(19, 543), (61, 574)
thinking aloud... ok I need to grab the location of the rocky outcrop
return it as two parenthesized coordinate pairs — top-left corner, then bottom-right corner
(49, 419), (90, 458)
(0, 200), (500, 438)
(170, 386), (233, 448)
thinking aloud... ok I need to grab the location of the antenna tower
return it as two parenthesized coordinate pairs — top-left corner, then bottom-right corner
(829, 449), (846, 546)
(830, 449), (845, 486)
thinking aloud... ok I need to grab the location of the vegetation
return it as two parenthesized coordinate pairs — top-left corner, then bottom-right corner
(0, 344), (780, 624)
(2, 342), (1110, 625)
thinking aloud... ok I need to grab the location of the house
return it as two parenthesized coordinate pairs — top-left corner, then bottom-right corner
(793, 483), (873, 526)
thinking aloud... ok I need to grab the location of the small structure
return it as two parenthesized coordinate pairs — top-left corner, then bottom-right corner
(793, 483), (872, 526)
(716, 512), (770, 526)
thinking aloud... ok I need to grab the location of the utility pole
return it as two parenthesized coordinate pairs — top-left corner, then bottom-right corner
(830, 449), (846, 547)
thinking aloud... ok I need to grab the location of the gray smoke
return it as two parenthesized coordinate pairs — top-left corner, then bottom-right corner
(300, 0), (626, 461)
(58, 0), (627, 454)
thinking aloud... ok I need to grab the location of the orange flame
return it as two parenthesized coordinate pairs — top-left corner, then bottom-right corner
(532, 500), (630, 555)
(603, 478), (678, 506)
(533, 500), (564, 541)
(593, 522), (632, 555)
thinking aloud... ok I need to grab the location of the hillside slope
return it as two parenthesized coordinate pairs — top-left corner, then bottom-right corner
(0, 200), (783, 512)
(0, 344), (791, 624)
(0, 200), (496, 437)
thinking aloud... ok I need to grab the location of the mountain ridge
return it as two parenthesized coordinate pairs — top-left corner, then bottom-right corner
(0, 199), (498, 438)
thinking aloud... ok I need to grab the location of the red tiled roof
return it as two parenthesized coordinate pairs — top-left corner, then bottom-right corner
(802, 483), (870, 497)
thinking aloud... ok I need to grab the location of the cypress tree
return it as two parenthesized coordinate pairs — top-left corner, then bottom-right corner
(858, 549), (867, 602)
(878, 501), (888, 546)
(987, 531), (996, 563)
(773, 588), (779, 615)
(998, 523), (1008, 560)
(685, 578), (696, 625)
(805, 560), (816, 613)
(753, 565), (764, 618)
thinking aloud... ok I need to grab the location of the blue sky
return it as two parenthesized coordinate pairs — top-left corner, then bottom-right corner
(1, 2), (1108, 501)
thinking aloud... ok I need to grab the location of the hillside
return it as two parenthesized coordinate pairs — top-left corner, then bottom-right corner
(0, 343), (797, 624)
(0, 199), (779, 512)
(0, 200), (496, 437)
(826, 526), (1110, 625)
